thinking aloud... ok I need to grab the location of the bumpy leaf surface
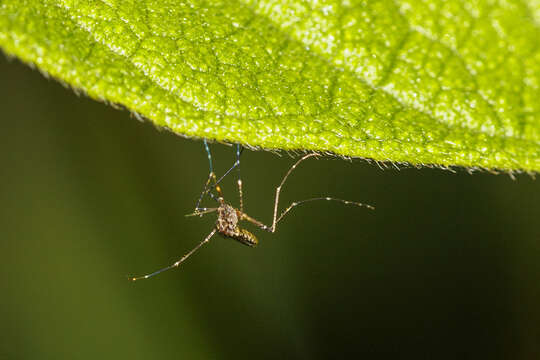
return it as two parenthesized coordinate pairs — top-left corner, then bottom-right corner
(1, 0), (539, 171)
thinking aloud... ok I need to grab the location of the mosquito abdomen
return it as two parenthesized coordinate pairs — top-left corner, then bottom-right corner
(233, 228), (258, 247)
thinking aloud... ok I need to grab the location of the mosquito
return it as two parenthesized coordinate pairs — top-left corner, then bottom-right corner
(128, 140), (374, 281)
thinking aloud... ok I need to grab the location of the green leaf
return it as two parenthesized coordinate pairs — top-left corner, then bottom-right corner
(1, 1), (539, 171)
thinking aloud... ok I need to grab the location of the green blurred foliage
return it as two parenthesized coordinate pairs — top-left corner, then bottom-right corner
(1, 55), (540, 358)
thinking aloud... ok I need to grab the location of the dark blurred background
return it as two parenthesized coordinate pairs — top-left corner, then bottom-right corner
(1, 54), (539, 359)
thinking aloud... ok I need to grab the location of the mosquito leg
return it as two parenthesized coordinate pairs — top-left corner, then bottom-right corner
(208, 144), (244, 202)
(128, 229), (217, 281)
(236, 144), (244, 212)
(195, 174), (217, 211)
(215, 145), (244, 186)
(235, 153), (319, 233)
(204, 139), (213, 174)
(194, 140), (220, 212)
(238, 153), (373, 233)
(275, 197), (374, 225)
(185, 208), (218, 217)
(270, 153), (318, 232)
(196, 141), (246, 212)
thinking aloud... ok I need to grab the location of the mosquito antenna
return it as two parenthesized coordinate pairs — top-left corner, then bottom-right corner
(128, 229), (217, 282)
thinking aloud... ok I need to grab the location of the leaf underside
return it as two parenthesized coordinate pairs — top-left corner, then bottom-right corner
(1, 0), (539, 171)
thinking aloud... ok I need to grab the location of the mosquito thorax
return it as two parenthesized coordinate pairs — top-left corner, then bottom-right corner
(216, 203), (239, 235)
